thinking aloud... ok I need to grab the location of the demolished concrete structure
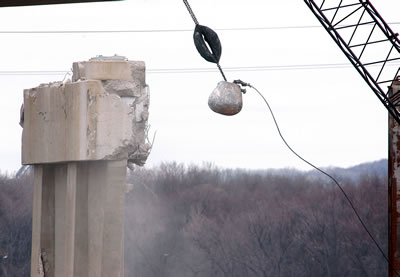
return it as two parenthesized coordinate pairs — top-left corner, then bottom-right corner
(22, 58), (150, 167)
(22, 56), (150, 277)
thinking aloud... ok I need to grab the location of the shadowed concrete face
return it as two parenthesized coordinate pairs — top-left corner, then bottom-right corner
(25, 58), (148, 277)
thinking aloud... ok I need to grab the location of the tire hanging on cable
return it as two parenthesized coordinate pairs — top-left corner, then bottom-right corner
(182, 0), (244, 116)
(193, 24), (222, 64)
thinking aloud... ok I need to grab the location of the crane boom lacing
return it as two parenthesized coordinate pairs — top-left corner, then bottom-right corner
(305, 0), (400, 124)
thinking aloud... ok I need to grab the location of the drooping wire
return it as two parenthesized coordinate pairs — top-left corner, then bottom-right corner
(243, 82), (398, 276)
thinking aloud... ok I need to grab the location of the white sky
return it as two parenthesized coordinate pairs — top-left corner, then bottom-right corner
(0, 0), (399, 173)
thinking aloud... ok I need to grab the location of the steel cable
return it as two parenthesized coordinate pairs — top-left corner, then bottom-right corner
(248, 83), (398, 276)
(183, 0), (199, 25)
(182, 0), (228, 82)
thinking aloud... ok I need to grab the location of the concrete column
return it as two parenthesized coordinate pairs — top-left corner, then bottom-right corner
(88, 160), (126, 277)
(30, 165), (43, 277)
(54, 165), (67, 277)
(23, 56), (150, 277)
(64, 163), (78, 277)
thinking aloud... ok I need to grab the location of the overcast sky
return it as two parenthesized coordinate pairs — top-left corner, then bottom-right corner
(0, 0), (399, 173)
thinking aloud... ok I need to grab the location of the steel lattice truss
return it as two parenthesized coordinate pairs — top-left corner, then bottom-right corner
(305, 0), (400, 124)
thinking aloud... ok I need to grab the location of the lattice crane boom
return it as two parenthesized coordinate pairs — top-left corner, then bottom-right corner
(304, 1), (400, 276)
(305, 0), (400, 124)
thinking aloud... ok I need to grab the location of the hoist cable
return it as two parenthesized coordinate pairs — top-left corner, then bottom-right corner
(246, 82), (397, 276)
(182, 0), (228, 82)
(217, 63), (227, 82)
(183, 0), (199, 25)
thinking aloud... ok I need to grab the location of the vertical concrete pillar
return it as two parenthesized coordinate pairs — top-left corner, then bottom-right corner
(23, 56), (150, 277)
(54, 165), (67, 277)
(64, 163), (78, 277)
(30, 165), (43, 277)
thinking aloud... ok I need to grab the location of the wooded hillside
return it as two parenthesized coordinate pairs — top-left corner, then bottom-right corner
(0, 160), (388, 276)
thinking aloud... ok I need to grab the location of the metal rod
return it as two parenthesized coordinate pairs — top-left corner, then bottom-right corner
(333, 5), (363, 27)
(360, 0), (400, 53)
(376, 46), (395, 82)
(379, 78), (400, 85)
(348, 8), (367, 45)
(335, 20), (374, 30)
(330, 0), (344, 25)
(358, 23), (376, 60)
(363, 57), (400, 67)
(321, 2), (360, 12)
(350, 38), (390, 48)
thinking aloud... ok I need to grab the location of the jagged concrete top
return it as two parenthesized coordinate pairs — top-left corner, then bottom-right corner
(21, 58), (150, 166)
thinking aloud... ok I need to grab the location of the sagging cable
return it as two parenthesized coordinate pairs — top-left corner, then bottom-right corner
(235, 80), (396, 275)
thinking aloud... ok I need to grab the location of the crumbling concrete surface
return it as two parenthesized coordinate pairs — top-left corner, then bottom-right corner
(22, 59), (150, 166)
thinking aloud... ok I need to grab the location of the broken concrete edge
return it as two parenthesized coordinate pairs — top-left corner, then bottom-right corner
(72, 60), (146, 84)
(22, 60), (150, 167)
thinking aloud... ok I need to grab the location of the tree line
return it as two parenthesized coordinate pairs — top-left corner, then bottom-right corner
(0, 160), (388, 276)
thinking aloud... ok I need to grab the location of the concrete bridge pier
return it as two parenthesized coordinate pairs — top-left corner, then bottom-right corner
(21, 57), (150, 277)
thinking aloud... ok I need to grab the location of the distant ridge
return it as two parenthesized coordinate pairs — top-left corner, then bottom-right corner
(307, 159), (387, 183)
(345, 159), (387, 177)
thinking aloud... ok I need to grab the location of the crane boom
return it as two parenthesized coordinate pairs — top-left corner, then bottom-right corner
(304, 0), (400, 124)
(305, 1), (400, 276)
